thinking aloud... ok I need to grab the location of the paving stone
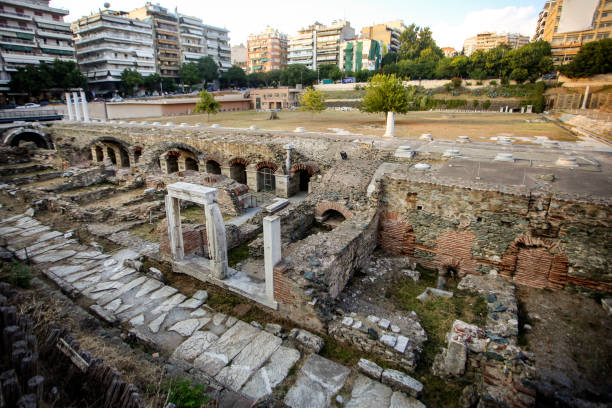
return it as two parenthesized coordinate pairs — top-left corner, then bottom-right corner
(290, 328), (324, 353)
(151, 293), (187, 314)
(97, 276), (146, 306)
(0, 226), (20, 235)
(110, 268), (137, 280)
(149, 313), (167, 333)
(367, 315), (380, 324)
(190, 308), (209, 318)
(283, 373), (327, 408)
(241, 346), (301, 400)
(212, 313), (227, 326)
(194, 321), (261, 377)
(395, 335), (410, 354)
(179, 297), (206, 309)
(172, 331), (219, 362)
(135, 279), (163, 297)
(130, 314), (145, 326)
(64, 269), (98, 283)
(48, 265), (84, 277)
(342, 316), (354, 326)
(169, 319), (205, 337)
(345, 375), (393, 408)
(192, 290), (208, 301)
(225, 316), (238, 327)
(215, 331), (282, 391)
(264, 323), (283, 336)
(32, 249), (76, 263)
(358, 358), (383, 380)
(74, 250), (103, 259)
(381, 369), (423, 398)
(90, 304), (118, 324)
(115, 303), (134, 315)
(150, 286), (178, 300)
(381, 334), (397, 347)
(378, 319), (391, 330)
(72, 275), (101, 291)
(389, 391), (426, 408)
(20, 225), (50, 237)
(105, 298), (122, 312)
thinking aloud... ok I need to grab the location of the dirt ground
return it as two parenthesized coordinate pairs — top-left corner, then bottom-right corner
(517, 286), (612, 406)
(137, 110), (579, 143)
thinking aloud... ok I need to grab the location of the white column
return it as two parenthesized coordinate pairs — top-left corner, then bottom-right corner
(65, 92), (74, 121)
(165, 195), (184, 261)
(384, 111), (395, 137)
(263, 215), (281, 302)
(72, 92), (82, 121)
(581, 85), (590, 110)
(80, 90), (90, 122)
(284, 144), (294, 173)
(204, 201), (228, 279)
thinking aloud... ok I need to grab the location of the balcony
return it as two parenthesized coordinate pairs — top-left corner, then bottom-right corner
(73, 21), (152, 36)
(0, 10), (32, 21)
(36, 28), (73, 40)
(0, 23), (33, 33)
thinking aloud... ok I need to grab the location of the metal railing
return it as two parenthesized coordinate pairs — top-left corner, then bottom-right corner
(0, 108), (62, 122)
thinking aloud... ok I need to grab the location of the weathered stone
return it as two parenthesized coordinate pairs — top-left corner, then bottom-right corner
(345, 375), (393, 408)
(381, 369), (423, 398)
(32, 249), (76, 263)
(264, 323), (283, 336)
(192, 290), (208, 301)
(602, 298), (612, 315)
(395, 335), (410, 354)
(378, 319), (391, 330)
(178, 297), (206, 310)
(291, 328), (324, 353)
(148, 267), (164, 281)
(169, 319), (204, 337)
(172, 331), (219, 362)
(241, 346), (300, 400)
(352, 320), (363, 330)
(149, 285), (177, 300)
(391, 325), (401, 333)
(357, 358), (383, 380)
(90, 304), (118, 324)
(129, 314), (145, 326)
(149, 313), (167, 333)
(381, 334), (397, 347)
(389, 391), (426, 408)
(342, 316), (354, 326)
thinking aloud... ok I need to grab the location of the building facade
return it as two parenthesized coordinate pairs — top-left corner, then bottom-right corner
(247, 27), (287, 73)
(288, 20), (355, 70)
(177, 12), (205, 64)
(340, 39), (382, 72)
(360, 20), (406, 54)
(231, 43), (246, 69)
(203, 24), (231, 73)
(128, 3), (180, 78)
(250, 87), (301, 110)
(535, 0), (612, 64)
(71, 10), (154, 95)
(441, 47), (457, 58)
(0, 0), (74, 92)
(462, 32), (530, 56)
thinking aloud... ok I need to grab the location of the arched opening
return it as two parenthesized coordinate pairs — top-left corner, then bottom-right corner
(321, 209), (346, 228)
(257, 166), (276, 192)
(206, 160), (221, 175)
(106, 147), (117, 165)
(134, 147), (142, 163)
(295, 169), (311, 192)
(118, 147), (130, 168)
(166, 153), (179, 173)
(230, 162), (247, 184)
(9, 132), (50, 149)
(185, 157), (199, 171)
(95, 146), (103, 162)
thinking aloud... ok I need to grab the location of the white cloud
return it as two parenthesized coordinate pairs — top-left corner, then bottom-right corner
(432, 6), (539, 51)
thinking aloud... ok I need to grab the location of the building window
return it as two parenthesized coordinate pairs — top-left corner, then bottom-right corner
(15, 8), (24, 13)
(53, 15), (60, 21)
(597, 32), (610, 39)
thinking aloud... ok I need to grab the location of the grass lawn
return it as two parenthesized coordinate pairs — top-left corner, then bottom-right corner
(138, 110), (578, 143)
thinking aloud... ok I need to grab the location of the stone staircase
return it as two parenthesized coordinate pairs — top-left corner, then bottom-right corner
(0, 213), (426, 408)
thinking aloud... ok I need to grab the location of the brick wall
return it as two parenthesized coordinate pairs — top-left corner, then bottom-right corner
(378, 212), (415, 256)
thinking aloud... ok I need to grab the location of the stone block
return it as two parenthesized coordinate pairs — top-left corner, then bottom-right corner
(172, 331), (219, 362)
(345, 375), (393, 408)
(381, 334), (397, 347)
(378, 319), (391, 330)
(357, 358), (383, 380)
(290, 328), (324, 353)
(381, 369), (423, 398)
(390, 391), (426, 408)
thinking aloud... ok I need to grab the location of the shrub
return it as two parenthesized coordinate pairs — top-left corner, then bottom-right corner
(465, 82), (472, 86)
(451, 77), (462, 88)
(476, 80), (483, 85)
(444, 82), (452, 92)
(489, 80), (498, 86)
(509, 68), (529, 83)
(165, 378), (210, 408)
(501, 77), (509, 86)
(1, 261), (33, 289)
(472, 99), (479, 108)
(482, 100), (491, 110)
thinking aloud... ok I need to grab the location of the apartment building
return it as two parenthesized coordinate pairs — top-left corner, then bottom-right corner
(231, 43), (246, 69)
(176, 12), (205, 64)
(71, 10), (154, 95)
(247, 27), (287, 73)
(340, 39), (382, 72)
(0, 0), (74, 92)
(203, 24), (231, 73)
(462, 32), (530, 56)
(250, 87), (301, 110)
(535, 0), (612, 64)
(288, 20), (355, 70)
(128, 3), (180, 77)
(441, 47), (457, 58)
(360, 20), (406, 53)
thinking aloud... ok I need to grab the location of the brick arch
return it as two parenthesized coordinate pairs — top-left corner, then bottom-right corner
(203, 153), (223, 164)
(434, 229), (479, 277)
(291, 162), (319, 176)
(315, 201), (353, 220)
(378, 212), (415, 256)
(255, 161), (279, 172)
(501, 233), (568, 289)
(228, 157), (250, 167)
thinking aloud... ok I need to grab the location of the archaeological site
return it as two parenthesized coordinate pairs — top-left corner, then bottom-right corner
(0, 107), (610, 408)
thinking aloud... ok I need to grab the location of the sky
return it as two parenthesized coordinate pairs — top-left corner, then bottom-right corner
(54, 0), (547, 50)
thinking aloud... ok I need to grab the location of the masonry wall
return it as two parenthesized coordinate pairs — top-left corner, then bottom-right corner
(379, 175), (612, 293)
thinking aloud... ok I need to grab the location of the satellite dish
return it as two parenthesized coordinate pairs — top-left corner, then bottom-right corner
(103, 2), (110, 8)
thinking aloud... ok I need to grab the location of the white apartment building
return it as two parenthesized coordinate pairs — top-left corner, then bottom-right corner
(0, 0), (74, 92)
(288, 20), (355, 70)
(177, 12), (205, 64)
(71, 10), (154, 95)
(203, 24), (231, 72)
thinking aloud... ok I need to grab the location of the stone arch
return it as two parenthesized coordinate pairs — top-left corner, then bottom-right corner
(228, 157), (250, 167)
(163, 150), (180, 173)
(3, 128), (53, 149)
(88, 137), (131, 168)
(291, 162), (319, 176)
(229, 157), (248, 184)
(185, 157), (199, 171)
(315, 201), (353, 222)
(143, 142), (203, 171)
(255, 161), (279, 172)
(378, 212), (415, 256)
(501, 233), (568, 289)
(206, 159), (222, 175)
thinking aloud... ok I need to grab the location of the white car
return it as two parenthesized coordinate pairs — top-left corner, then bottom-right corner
(16, 103), (40, 109)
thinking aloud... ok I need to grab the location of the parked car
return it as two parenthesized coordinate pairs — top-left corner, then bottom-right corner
(109, 96), (123, 102)
(93, 97), (105, 102)
(16, 103), (41, 109)
(542, 73), (558, 80)
(0, 104), (17, 110)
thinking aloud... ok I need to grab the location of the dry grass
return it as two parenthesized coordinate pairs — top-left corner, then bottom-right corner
(137, 110), (578, 142)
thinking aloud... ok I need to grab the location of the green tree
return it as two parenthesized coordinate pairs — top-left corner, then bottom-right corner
(9, 59), (86, 96)
(318, 63), (343, 81)
(197, 56), (219, 86)
(501, 41), (552, 82)
(509, 68), (529, 83)
(162, 76), (177, 93)
(399, 24), (443, 61)
(179, 62), (202, 90)
(120, 68), (143, 95)
(561, 38), (612, 78)
(280, 64), (316, 86)
(381, 52), (399, 66)
(220, 65), (247, 88)
(355, 69), (371, 82)
(298, 87), (326, 117)
(359, 74), (410, 137)
(144, 73), (162, 93)
(9, 65), (51, 95)
(194, 90), (221, 121)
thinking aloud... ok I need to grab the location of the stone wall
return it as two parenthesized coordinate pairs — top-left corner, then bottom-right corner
(378, 175), (612, 293)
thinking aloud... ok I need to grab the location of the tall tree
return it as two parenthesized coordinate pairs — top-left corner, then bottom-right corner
(298, 87), (326, 117)
(144, 73), (162, 93)
(221, 65), (247, 88)
(501, 41), (552, 82)
(279, 64), (316, 86)
(398, 24), (442, 60)
(179, 62), (202, 89)
(120, 69), (143, 95)
(318, 63), (343, 81)
(194, 90), (221, 121)
(561, 38), (612, 78)
(359, 74), (410, 137)
(197, 56), (219, 87)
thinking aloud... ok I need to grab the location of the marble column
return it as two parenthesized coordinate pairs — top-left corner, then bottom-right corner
(204, 200), (228, 279)
(72, 92), (82, 121)
(263, 215), (281, 302)
(80, 90), (90, 122)
(165, 195), (184, 261)
(65, 92), (74, 120)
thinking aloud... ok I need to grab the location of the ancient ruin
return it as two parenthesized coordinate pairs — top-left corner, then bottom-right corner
(0, 117), (610, 408)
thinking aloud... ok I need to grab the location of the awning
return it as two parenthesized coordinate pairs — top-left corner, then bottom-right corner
(2, 44), (34, 51)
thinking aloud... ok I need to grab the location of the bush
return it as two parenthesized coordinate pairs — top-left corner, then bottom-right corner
(1, 261), (33, 289)
(354, 84), (362, 91)
(482, 100), (491, 110)
(451, 77), (462, 88)
(472, 99), (479, 108)
(509, 68), (529, 83)
(444, 82), (452, 92)
(465, 82), (472, 86)
(165, 378), (210, 408)
(500, 77), (509, 86)
(489, 80), (498, 86)
(476, 80), (483, 85)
